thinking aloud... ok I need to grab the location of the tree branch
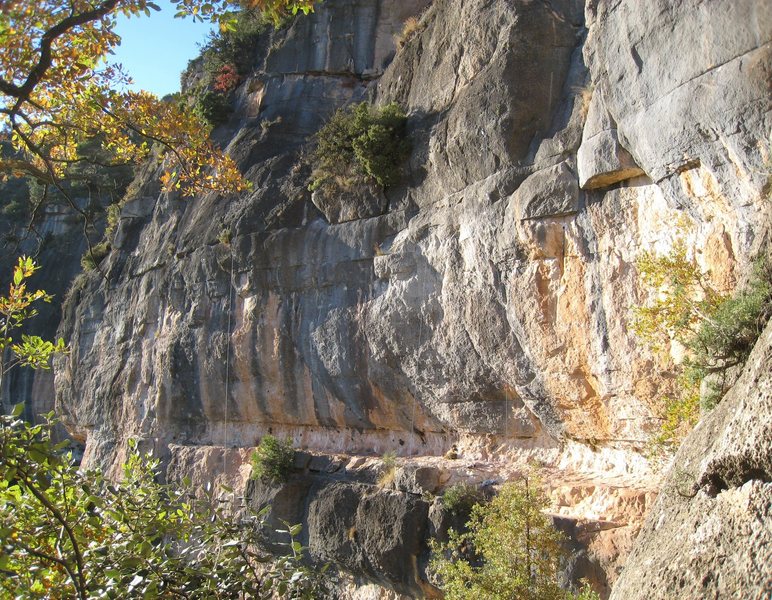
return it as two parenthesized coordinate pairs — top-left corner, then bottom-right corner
(15, 539), (81, 595)
(0, 158), (54, 183)
(15, 463), (88, 599)
(10, 0), (121, 113)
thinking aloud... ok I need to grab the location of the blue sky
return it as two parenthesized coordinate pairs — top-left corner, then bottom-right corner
(110, 7), (215, 98)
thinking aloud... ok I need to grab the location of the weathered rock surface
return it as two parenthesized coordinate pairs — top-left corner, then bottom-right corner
(0, 202), (105, 431)
(611, 321), (772, 599)
(180, 447), (651, 598)
(25, 0), (771, 596)
(311, 183), (389, 224)
(585, 0), (772, 256)
(577, 88), (644, 189)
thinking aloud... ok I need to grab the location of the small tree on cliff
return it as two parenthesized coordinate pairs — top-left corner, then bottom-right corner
(430, 476), (599, 600)
(632, 238), (772, 450)
(0, 256), (66, 407)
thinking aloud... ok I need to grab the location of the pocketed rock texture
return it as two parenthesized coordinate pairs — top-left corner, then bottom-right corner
(610, 321), (772, 600)
(40, 0), (772, 597)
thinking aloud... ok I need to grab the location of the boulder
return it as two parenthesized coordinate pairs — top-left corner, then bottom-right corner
(577, 89), (644, 189)
(311, 183), (389, 225)
(394, 465), (441, 495)
(611, 322), (772, 599)
(306, 481), (430, 594)
(515, 161), (581, 220)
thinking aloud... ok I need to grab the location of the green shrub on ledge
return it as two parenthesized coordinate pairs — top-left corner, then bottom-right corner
(441, 482), (484, 517)
(310, 102), (411, 193)
(193, 89), (233, 127)
(80, 241), (110, 271)
(685, 257), (772, 399)
(251, 434), (295, 484)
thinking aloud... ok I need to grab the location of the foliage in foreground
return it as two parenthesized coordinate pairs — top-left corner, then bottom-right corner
(0, 411), (329, 599)
(632, 240), (772, 450)
(250, 434), (296, 484)
(0, 257), (67, 403)
(0, 258), (327, 598)
(0, 0), (320, 198)
(310, 102), (411, 193)
(430, 478), (600, 600)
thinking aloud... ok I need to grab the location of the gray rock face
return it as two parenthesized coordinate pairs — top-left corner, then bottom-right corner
(251, 474), (431, 596)
(242, 458), (628, 598)
(516, 161), (580, 220)
(377, 0), (584, 195)
(55, 0), (770, 479)
(42, 0), (772, 595)
(585, 0), (772, 253)
(311, 183), (388, 224)
(577, 88), (644, 189)
(393, 464), (440, 495)
(610, 322), (772, 600)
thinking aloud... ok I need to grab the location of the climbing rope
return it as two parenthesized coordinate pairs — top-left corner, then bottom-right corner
(505, 383), (509, 440)
(213, 241), (235, 574)
(411, 254), (426, 455)
(222, 242), (234, 475)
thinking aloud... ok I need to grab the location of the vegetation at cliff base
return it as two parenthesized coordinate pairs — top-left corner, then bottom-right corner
(430, 477), (600, 600)
(0, 413), (328, 599)
(309, 102), (411, 193)
(633, 240), (772, 450)
(376, 450), (398, 488)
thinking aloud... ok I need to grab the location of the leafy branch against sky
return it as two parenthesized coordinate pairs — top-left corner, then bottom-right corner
(0, 1), (319, 200)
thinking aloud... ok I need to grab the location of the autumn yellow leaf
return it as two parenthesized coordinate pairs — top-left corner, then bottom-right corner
(0, 0), (319, 198)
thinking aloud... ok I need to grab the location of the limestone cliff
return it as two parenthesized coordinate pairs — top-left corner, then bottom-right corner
(38, 0), (772, 597)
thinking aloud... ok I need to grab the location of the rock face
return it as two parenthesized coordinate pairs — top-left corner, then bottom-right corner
(610, 321), (772, 600)
(577, 88), (644, 189)
(39, 0), (772, 596)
